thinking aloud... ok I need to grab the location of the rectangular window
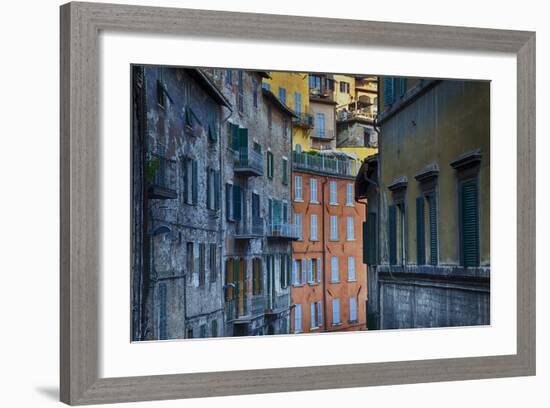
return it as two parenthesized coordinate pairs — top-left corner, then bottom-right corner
(329, 181), (338, 204)
(349, 297), (357, 322)
(307, 258), (313, 283)
(317, 302), (322, 328)
(199, 243), (206, 286)
(232, 185), (242, 222)
(183, 158), (197, 205)
(346, 184), (354, 205)
(330, 215), (338, 241)
(211, 320), (218, 337)
(294, 92), (302, 115)
(332, 299), (341, 325)
(301, 258), (307, 285)
(209, 244), (217, 282)
(347, 216), (355, 241)
(186, 242), (194, 278)
(316, 257), (321, 283)
(282, 158), (289, 185)
(295, 213), (303, 240)
(237, 70), (244, 113)
(279, 87), (287, 104)
(310, 178), (318, 202)
(267, 151), (274, 179)
(225, 183), (233, 221)
(330, 256), (339, 282)
(253, 257), (262, 295)
(460, 179), (480, 267)
(316, 112), (325, 137)
(225, 69), (232, 85)
(310, 214), (318, 241)
(383, 77), (395, 106)
(294, 304), (302, 333)
(428, 193), (439, 266)
(294, 175), (303, 200)
(199, 324), (206, 339)
(292, 259), (300, 286)
(347, 256), (356, 281)
(310, 303), (316, 329)
(416, 196), (425, 265)
(389, 203), (406, 265)
(364, 212), (377, 265)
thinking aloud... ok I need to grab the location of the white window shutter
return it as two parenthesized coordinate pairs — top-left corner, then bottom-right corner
(310, 303), (315, 328)
(317, 257), (321, 283)
(317, 302), (322, 326)
(301, 258), (306, 284)
(292, 259), (297, 285)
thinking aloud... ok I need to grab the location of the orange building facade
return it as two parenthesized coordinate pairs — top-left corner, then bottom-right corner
(290, 158), (367, 334)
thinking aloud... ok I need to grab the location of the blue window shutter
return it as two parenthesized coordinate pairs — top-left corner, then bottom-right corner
(301, 258), (306, 284)
(416, 196), (425, 265)
(428, 193), (438, 265)
(461, 180), (479, 267)
(317, 302), (322, 326)
(383, 77), (395, 106)
(388, 204), (397, 265)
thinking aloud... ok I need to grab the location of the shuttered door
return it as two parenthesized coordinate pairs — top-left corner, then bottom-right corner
(238, 127), (248, 165)
(388, 204), (397, 265)
(225, 183), (232, 220)
(233, 258), (240, 316)
(416, 197), (425, 265)
(233, 185), (241, 221)
(461, 180), (480, 267)
(428, 193), (438, 265)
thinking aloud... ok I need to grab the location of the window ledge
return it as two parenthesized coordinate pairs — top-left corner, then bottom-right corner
(332, 322), (342, 327)
(330, 280), (340, 284)
(294, 198), (304, 203)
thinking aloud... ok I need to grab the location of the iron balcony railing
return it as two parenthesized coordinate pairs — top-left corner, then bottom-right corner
(267, 222), (299, 239)
(265, 293), (291, 314)
(234, 147), (264, 176)
(235, 217), (265, 238)
(311, 128), (335, 140)
(292, 112), (314, 128)
(337, 108), (376, 122)
(147, 153), (177, 199)
(292, 151), (360, 177)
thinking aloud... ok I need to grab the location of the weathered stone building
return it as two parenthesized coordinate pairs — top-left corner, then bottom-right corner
(205, 69), (296, 336)
(356, 77), (490, 330)
(131, 66), (230, 341)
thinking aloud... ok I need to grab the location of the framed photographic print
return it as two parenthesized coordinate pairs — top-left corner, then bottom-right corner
(60, 1), (536, 405)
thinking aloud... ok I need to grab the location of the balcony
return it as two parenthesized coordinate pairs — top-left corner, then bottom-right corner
(309, 87), (335, 102)
(147, 153), (177, 199)
(337, 108), (376, 123)
(265, 293), (290, 316)
(267, 223), (298, 240)
(235, 218), (265, 239)
(234, 147), (264, 177)
(311, 128), (335, 140)
(292, 151), (360, 178)
(292, 112), (314, 128)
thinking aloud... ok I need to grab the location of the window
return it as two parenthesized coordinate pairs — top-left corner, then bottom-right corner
(209, 244), (217, 282)
(225, 69), (232, 85)
(310, 214), (318, 241)
(310, 303), (316, 329)
(292, 259), (301, 286)
(199, 243), (206, 286)
(332, 299), (341, 325)
(211, 320), (218, 337)
(389, 203), (406, 265)
(253, 80), (258, 108)
(301, 258), (307, 285)
(267, 151), (274, 179)
(237, 70), (244, 113)
(252, 257), (262, 295)
(348, 256), (356, 281)
(294, 175), (303, 200)
(294, 92), (302, 115)
(279, 87), (287, 104)
(295, 213), (303, 240)
(206, 168), (220, 211)
(158, 283), (167, 340)
(339, 81), (350, 93)
(460, 179), (480, 267)
(280, 254), (289, 289)
(416, 193), (438, 266)
(346, 216), (355, 241)
(346, 184), (354, 205)
(330, 256), (339, 282)
(309, 258), (321, 283)
(307, 258), (313, 283)
(225, 183), (233, 221)
(349, 297), (358, 322)
(282, 158), (289, 185)
(316, 112), (325, 137)
(383, 77), (395, 106)
(186, 242), (194, 279)
(427, 193), (438, 265)
(330, 215), (338, 241)
(309, 75), (321, 91)
(329, 181), (338, 204)
(364, 212), (377, 265)
(199, 324), (207, 338)
(183, 158), (198, 205)
(294, 304), (302, 333)
(310, 178), (318, 202)
(232, 185), (242, 222)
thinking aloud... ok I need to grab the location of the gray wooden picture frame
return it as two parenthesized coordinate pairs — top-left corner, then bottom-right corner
(60, 2), (536, 405)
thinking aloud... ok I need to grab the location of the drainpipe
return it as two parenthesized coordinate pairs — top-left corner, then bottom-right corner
(321, 177), (328, 330)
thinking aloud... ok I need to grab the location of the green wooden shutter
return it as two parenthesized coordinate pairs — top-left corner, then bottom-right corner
(233, 185), (242, 221)
(214, 171), (220, 210)
(398, 78), (407, 97)
(416, 196), (425, 265)
(388, 204), (397, 265)
(461, 180), (479, 267)
(364, 213), (377, 265)
(191, 160), (198, 204)
(225, 183), (232, 220)
(383, 77), (395, 107)
(231, 123), (239, 150)
(238, 127), (248, 164)
(233, 258), (239, 308)
(428, 193), (438, 265)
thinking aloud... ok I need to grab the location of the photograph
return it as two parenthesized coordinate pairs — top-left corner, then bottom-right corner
(131, 66), (490, 341)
